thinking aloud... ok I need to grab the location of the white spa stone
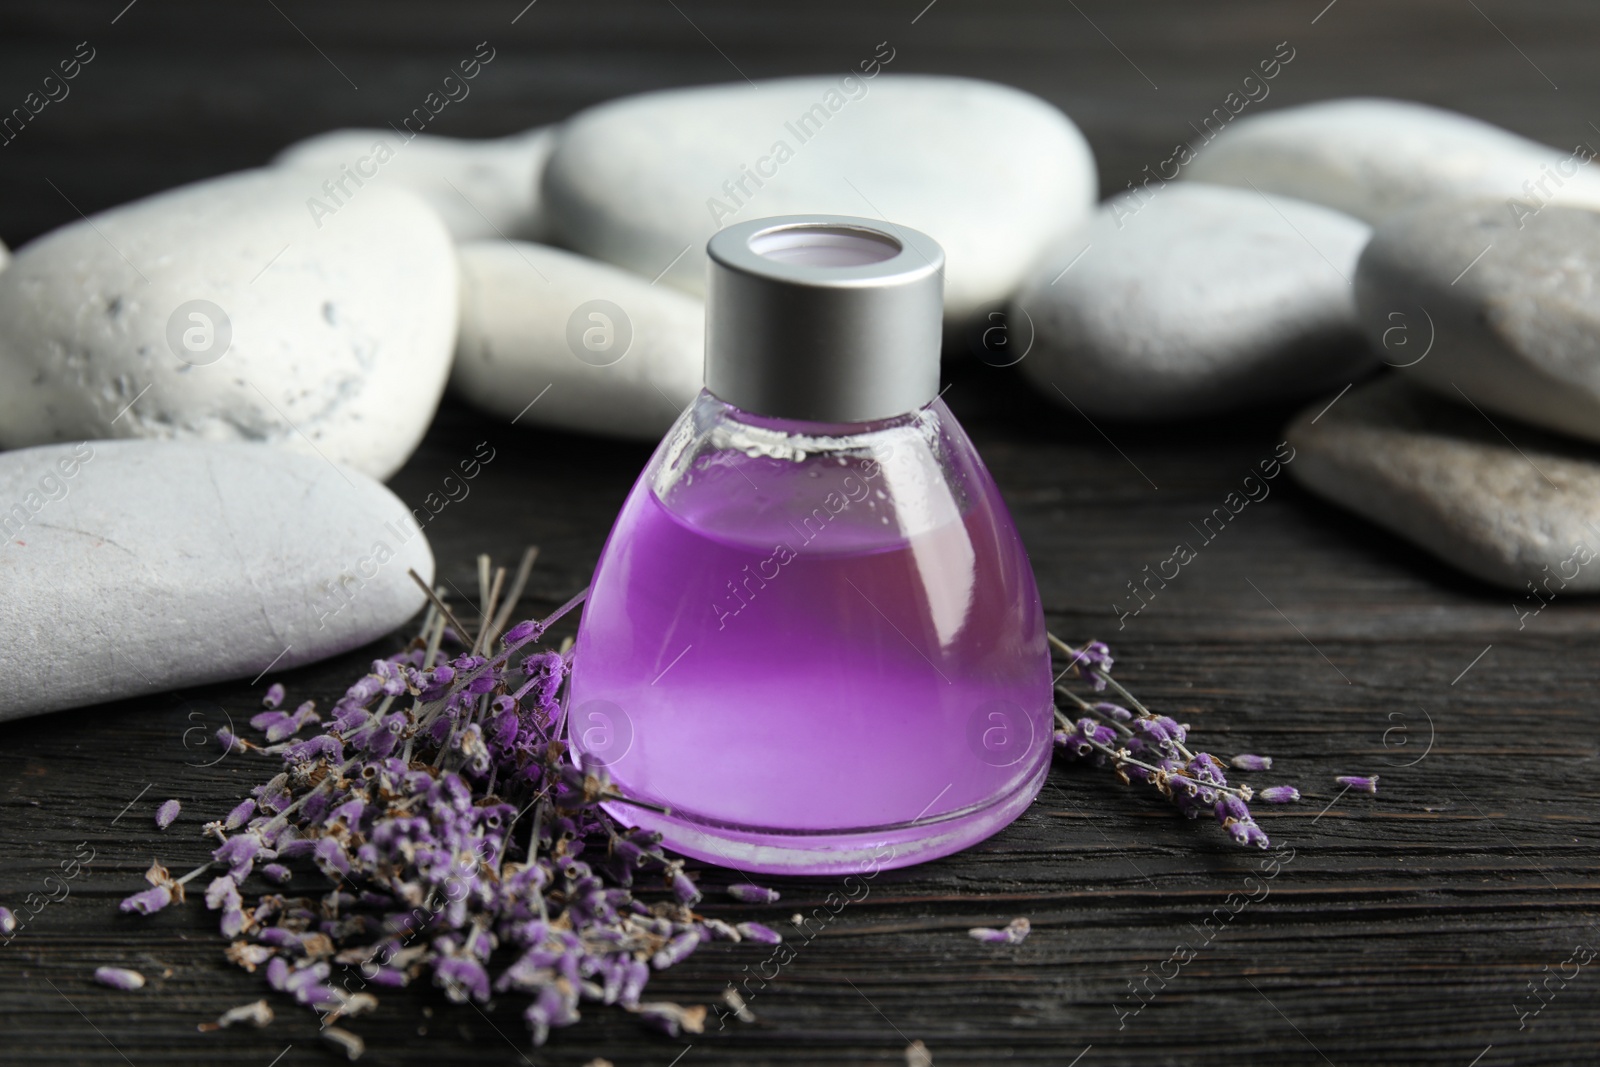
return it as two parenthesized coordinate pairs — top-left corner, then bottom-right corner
(0, 440), (434, 721)
(1356, 200), (1600, 444)
(1287, 376), (1600, 593)
(0, 168), (457, 481)
(1185, 97), (1600, 224)
(1014, 183), (1374, 419)
(452, 240), (704, 440)
(541, 74), (1097, 325)
(274, 127), (556, 242)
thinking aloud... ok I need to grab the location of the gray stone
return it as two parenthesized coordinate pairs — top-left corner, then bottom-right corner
(0, 169), (458, 481)
(274, 127), (555, 242)
(541, 74), (1096, 326)
(1287, 376), (1600, 593)
(1014, 183), (1374, 420)
(0, 440), (434, 721)
(452, 240), (704, 441)
(1356, 200), (1600, 444)
(1186, 97), (1600, 224)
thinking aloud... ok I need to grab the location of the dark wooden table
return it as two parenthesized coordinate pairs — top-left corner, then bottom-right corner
(3, 2), (1598, 1064)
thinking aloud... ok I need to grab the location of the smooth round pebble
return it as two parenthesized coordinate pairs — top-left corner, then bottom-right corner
(274, 127), (555, 242)
(0, 169), (457, 480)
(1287, 376), (1600, 592)
(1185, 97), (1600, 224)
(1357, 200), (1600, 444)
(452, 240), (704, 441)
(542, 75), (1096, 325)
(0, 440), (434, 721)
(1014, 183), (1374, 420)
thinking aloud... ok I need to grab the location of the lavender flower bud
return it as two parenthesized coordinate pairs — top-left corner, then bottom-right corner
(1259, 786), (1300, 803)
(262, 682), (286, 709)
(118, 885), (173, 915)
(0, 907), (15, 934)
(726, 884), (781, 904)
(668, 867), (700, 905)
(968, 916), (1031, 944)
(735, 922), (783, 945)
(93, 966), (146, 990)
(1230, 754), (1273, 772)
(224, 799), (256, 830)
(155, 799), (181, 829)
(651, 929), (702, 970)
(1336, 774), (1379, 794)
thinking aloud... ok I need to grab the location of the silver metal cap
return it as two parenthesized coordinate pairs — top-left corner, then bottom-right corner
(705, 215), (945, 423)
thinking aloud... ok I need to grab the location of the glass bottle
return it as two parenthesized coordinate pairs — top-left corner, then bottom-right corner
(566, 215), (1051, 874)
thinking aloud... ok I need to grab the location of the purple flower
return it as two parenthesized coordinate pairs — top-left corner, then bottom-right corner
(1259, 786), (1300, 804)
(727, 883), (780, 904)
(1336, 774), (1379, 794)
(155, 799), (181, 830)
(668, 865), (700, 905)
(262, 682), (286, 709)
(736, 922), (783, 945)
(651, 929), (701, 970)
(1214, 796), (1269, 849)
(93, 966), (146, 990)
(0, 907), (15, 934)
(212, 832), (268, 881)
(224, 799), (257, 830)
(434, 955), (491, 1003)
(1230, 754), (1273, 772)
(968, 916), (1031, 944)
(119, 885), (173, 915)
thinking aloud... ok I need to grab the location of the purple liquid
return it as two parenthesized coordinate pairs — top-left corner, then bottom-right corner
(568, 406), (1051, 873)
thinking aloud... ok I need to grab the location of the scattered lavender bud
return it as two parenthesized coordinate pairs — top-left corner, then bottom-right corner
(260, 863), (292, 885)
(119, 885), (173, 915)
(967, 917), (1030, 944)
(1337, 774), (1379, 794)
(651, 930), (701, 970)
(726, 883), (780, 904)
(0, 907), (15, 934)
(198, 999), (273, 1031)
(736, 921), (783, 945)
(1259, 786), (1301, 804)
(322, 1025), (365, 1061)
(1230, 754), (1273, 772)
(155, 799), (181, 830)
(93, 966), (146, 990)
(262, 683), (286, 710)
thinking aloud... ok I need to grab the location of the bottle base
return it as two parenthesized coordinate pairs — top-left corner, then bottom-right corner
(599, 746), (1050, 876)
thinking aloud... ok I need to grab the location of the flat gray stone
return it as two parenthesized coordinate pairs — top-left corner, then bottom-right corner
(0, 169), (458, 481)
(0, 440), (434, 721)
(452, 241), (703, 440)
(1356, 200), (1600, 444)
(541, 74), (1096, 326)
(275, 127), (555, 242)
(1014, 183), (1374, 420)
(1287, 376), (1600, 592)
(1186, 97), (1600, 224)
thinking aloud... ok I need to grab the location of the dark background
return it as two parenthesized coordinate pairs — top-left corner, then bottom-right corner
(2, 2), (1598, 1065)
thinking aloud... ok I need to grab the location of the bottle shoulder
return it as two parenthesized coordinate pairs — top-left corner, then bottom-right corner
(635, 390), (1001, 555)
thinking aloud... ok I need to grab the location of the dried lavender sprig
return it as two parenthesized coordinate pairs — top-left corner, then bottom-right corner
(1049, 640), (1295, 850)
(118, 558), (767, 1052)
(1050, 709), (1254, 804)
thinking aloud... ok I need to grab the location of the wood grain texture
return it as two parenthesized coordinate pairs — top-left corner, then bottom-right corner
(3, 2), (1599, 1065)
